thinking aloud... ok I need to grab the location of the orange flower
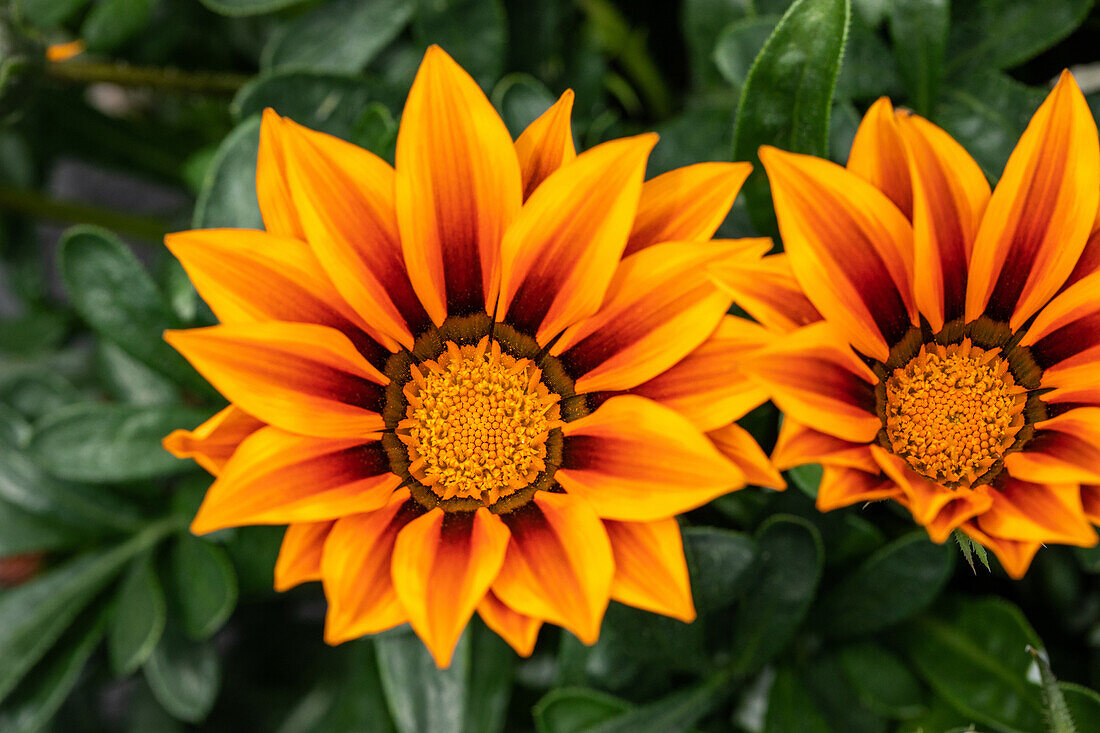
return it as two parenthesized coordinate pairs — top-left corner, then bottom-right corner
(715, 71), (1100, 578)
(163, 46), (780, 666)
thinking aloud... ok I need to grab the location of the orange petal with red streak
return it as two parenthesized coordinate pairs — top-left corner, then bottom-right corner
(493, 492), (613, 644)
(515, 90), (576, 200)
(846, 97), (913, 218)
(396, 46), (522, 323)
(391, 508), (510, 667)
(478, 591), (542, 657)
(274, 521), (333, 591)
(557, 396), (745, 521)
(965, 71), (1100, 329)
(604, 518), (695, 622)
(624, 162), (752, 256)
(707, 422), (785, 490)
(162, 405), (264, 476)
(554, 239), (768, 393)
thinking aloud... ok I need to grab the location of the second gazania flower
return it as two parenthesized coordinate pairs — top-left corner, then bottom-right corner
(716, 71), (1100, 577)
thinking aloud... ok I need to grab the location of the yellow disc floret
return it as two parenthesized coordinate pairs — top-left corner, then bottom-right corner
(884, 339), (1026, 487)
(399, 337), (561, 505)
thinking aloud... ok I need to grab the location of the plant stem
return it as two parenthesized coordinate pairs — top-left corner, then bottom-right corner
(0, 185), (172, 242)
(45, 61), (249, 95)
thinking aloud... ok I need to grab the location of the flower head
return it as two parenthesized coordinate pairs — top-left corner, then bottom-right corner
(716, 71), (1100, 577)
(163, 46), (780, 666)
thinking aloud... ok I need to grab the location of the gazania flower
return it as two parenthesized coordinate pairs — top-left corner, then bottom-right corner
(162, 46), (782, 666)
(715, 71), (1100, 578)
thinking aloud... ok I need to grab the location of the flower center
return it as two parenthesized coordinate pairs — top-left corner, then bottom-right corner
(884, 340), (1026, 487)
(399, 337), (561, 505)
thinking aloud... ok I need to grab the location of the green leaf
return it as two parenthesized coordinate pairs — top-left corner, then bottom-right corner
(0, 371), (82, 422)
(0, 603), (108, 733)
(534, 674), (731, 733)
(109, 554), (167, 676)
(232, 71), (403, 139)
(947, 0), (1094, 73)
(800, 653), (889, 733)
(168, 535), (238, 640)
(58, 226), (210, 394)
(903, 596), (1045, 732)
(0, 440), (145, 533)
(20, 0), (92, 27)
(0, 402), (29, 448)
(97, 341), (181, 406)
(261, 0), (414, 74)
(28, 403), (208, 483)
(1075, 544), (1100, 573)
(197, 0), (308, 16)
(413, 0), (507, 90)
(1062, 683), (1100, 733)
(838, 642), (926, 719)
(491, 74), (557, 138)
(81, 0), (155, 52)
(713, 16), (778, 89)
(534, 688), (633, 733)
(376, 627), (471, 733)
(682, 0), (752, 88)
(729, 515), (823, 675)
(465, 623), (514, 733)
(834, 14), (903, 102)
(682, 526), (758, 613)
(787, 463), (822, 498)
(0, 527), (168, 705)
(765, 668), (831, 733)
(192, 116), (263, 230)
(816, 531), (954, 638)
(935, 71), (1046, 180)
(0, 498), (89, 556)
(731, 0), (850, 236)
(143, 626), (221, 723)
(886, 0), (947, 116)
(0, 310), (69, 357)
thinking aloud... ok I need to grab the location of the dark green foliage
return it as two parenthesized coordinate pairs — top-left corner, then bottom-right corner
(1, 0), (1098, 730)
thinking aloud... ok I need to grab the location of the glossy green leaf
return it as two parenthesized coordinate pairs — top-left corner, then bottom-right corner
(466, 623), (514, 733)
(713, 17), (778, 89)
(197, 0), (308, 16)
(731, 0), (850, 236)
(0, 310), (69, 357)
(765, 669), (830, 733)
(491, 74), (557, 138)
(28, 403), (207, 483)
(729, 516), (823, 675)
(96, 341), (180, 406)
(81, 0), (155, 52)
(0, 525), (170, 705)
(143, 626), (221, 723)
(534, 688), (633, 733)
(787, 463), (822, 498)
(109, 554), (167, 676)
(0, 440), (144, 533)
(935, 71), (1045, 179)
(947, 0), (1094, 73)
(834, 14), (903, 102)
(0, 603), (108, 733)
(261, 0), (414, 74)
(376, 627), (472, 733)
(903, 596), (1045, 732)
(414, 0), (507, 89)
(682, 526), (758, 614)
(58, 227), (209, 394)
(0, 372), (82, 422)
(192, 116), (263, 230)
(169, 534), (238, 640)
(886, 0), (947, 116)
(817, 531), (953, 637)
(1062, 683), (1100, 732)
(800, 653), (889, 733)
(838, 642), (926, 719)
(232, 71), (402, 138)
(0, 498), (88, 556)
(0, 402), (29, 448)
(21, 0), (92, 27)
